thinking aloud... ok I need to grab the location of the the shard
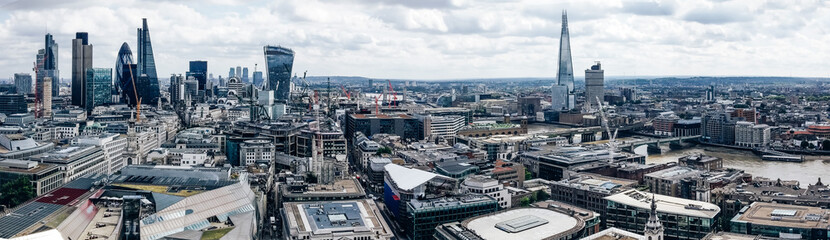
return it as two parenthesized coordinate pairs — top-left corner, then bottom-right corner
(136, 18), (161, 105)
(553, 11), (575, 110)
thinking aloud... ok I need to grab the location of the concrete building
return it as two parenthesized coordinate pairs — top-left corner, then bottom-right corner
(281, 199), (395, 240)
(734, 121), (770, 148)
(72, 133), (128, 175)
(0, 159), (64, 196)
(585, 62), (604, 110)
(550, 173), (637, 223)
(604, 189), (721, 240)
(461, 175), (510, 209)
(421, 115), (465, 141)
(31, 145), (107, 183)
(520, 147), (645, 181)
(239, 139), (274, 167)
(730, 202), (830, 239)
(434, 201), (600, 240)
(673, 119), (701, 137)
(13, 73), (32, 94)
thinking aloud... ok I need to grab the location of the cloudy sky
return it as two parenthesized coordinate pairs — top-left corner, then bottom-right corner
(0, 0), (828, 80)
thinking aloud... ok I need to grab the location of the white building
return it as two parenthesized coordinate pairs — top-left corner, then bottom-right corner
(461, 175), (511, 209)
(422, 115), (465, 141)
(735, 121), (771, 148)
(240, 139), (274, 166)
(73, 133), (128, 175)
(33, 145), (107, 183)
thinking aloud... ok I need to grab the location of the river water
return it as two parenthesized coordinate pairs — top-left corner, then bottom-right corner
(635, 145), (830, 187)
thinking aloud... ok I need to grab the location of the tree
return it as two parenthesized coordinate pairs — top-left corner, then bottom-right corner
(823, 140), (830, 150)
(376, 147), (392, 155)
(536, 190), (550, 201)
(306, 172), (318, 184)
(520, 197), (530, 207)
(801, 141), (809, 149)
(524, 169), (534, 180)
(0, 176), (35, 208)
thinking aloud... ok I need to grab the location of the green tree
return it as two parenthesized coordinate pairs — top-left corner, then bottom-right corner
(524, 169), (534, 180)
(536, 190), (550, 201)
(376, 147), (392, 155)
(0, 176), (35, 208)
(306, 172), (318, 184)
(520, 197), (530, 207)
(801, 141), (809, 149)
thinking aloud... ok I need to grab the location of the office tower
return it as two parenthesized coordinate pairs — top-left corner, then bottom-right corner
(236, 66), (242, 81)
(242, 67), (249, 83)
(115, 43), (134, 104)
(187, 61), (207, 91)
(252, 71), (263, 87)
(705, 85), (715, 102)
(229, 67), (235, 78)
(136, 18), (161, 105)
(169, 74), (184, 106)
(72, 32), (93, 107)
(263, 45), (294, 102)
(36, 33), (60, 101)
(85, 68), (112, 112)
(42, 77), (52, 117)
(14, 73), (32, 94)
(584, 62), (604, 110)
(554, 11), (575, 110)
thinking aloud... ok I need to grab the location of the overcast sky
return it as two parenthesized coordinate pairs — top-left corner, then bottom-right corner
(0, 0), (828, 80)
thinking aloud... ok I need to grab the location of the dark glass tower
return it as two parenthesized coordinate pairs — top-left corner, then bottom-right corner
(187, 61), (207, 90)
(85, 68), (112, 112)
(72, 32), (93, 107)
(554, 11), (575, 110)
(116, 43), (138, 106)
(264, 46), (294, 102)
(36, 33), (60, 100)
(136, 18), (160, 105)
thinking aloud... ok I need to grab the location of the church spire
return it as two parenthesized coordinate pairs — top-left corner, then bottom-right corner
(644, 193), (664, 240)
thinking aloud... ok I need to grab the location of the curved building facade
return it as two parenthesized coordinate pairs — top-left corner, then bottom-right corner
(263, 46), (294, 102)
(115, 42), (135, 105)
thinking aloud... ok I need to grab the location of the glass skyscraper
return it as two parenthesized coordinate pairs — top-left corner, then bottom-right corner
(253, 71), (263, 87)
(136, 18), (160, 105)
(188, 61), (208, 90)
(554, 11), (575, 110)
(85, 68), (112, 112)
(14, 73), (32, 94)
(116, 43), (139, 106)
(36, 33), (60, 100)
(263, 45), (294, 102)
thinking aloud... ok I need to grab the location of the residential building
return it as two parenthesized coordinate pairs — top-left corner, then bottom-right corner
(734, 121), (770, 148)
(654, 111), (680, 136)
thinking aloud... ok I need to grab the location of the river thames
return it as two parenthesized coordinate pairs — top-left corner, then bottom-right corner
(636, 145), (830, 187)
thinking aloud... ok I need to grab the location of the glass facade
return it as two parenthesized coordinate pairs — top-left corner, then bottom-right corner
(404, 198), (499, 240)
(136, 18), (160, 105)
(85, 68), (112, 112)
(188, 61), (208, 90)
(263, 46), (294, 102)
(116, 42), (134, 105)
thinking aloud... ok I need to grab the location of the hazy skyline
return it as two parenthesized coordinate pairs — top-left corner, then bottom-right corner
(0, 0), (828, 80)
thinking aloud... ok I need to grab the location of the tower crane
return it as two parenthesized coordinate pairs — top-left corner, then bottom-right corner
(340, 85), (351, 100)
(387, 80), (397, 107)
(596, 96), (618, 163)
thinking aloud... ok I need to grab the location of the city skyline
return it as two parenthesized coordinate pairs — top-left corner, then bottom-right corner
(1, 0), (829, 80)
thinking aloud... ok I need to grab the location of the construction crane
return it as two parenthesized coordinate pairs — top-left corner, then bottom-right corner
(127, 62), (141, 122)
(340, 85), (351, 100)
(596, 96), (618, 163)
(387, 80), (397, 107)
(374, 96), (379, 114)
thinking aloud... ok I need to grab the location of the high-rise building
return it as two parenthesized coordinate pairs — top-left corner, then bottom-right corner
(136, 18), (160, 105)
(36, 33), (60, 100)
(236, 66), (242, 81)
(242, 67), (249, 83)
(0, 94), (27, 115)
(85, 68), (112, 112)
(115, 43), (134, 104)
(187, 61), (207, 91)
(252, 71), (263, 87)
(42, 77), (52, 117)
(264, 46), (294, 102)
(169, 74), (184, 106)
(555, 11), (575, 110)
(229, 67), (235, 78)
(72, 32), (93, 107)
(13, 73), (32, 94)
(585, 62), (604, 110)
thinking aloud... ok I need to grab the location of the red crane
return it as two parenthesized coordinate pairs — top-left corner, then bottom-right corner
(374, 96), (379, 114)
(387, 80), (397, 107)
(340, 85), (351, 100)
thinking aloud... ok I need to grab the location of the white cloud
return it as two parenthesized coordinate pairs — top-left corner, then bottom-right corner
(0, 0), (828, 80)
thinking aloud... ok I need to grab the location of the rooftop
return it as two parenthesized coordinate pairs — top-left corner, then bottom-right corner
(732, 202), (830, 229)
(605, 189), (721, 218)
(409, 195), (496, 211)
(581, 227), (645, 240)
(384, 164), (441, 191)
(462, 207), (582, 240)
(282, 199), (393, 238)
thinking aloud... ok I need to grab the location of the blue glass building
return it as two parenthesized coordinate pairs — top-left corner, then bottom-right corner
(263, 46), (294, 102)
(136, 18), (160, 105)
(85, 68), (112, 112)
(36, 33), (60, 100)
(116, 43), (138, 106)
(187, 61), (208, 90)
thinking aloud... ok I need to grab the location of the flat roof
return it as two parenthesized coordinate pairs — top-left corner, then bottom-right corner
(463, 208), (581, 240)
(283, 199), (392, 238)
(582, 227), (645, 240)
(733, 202), (830, 229)
(605, 189), (720, 218)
